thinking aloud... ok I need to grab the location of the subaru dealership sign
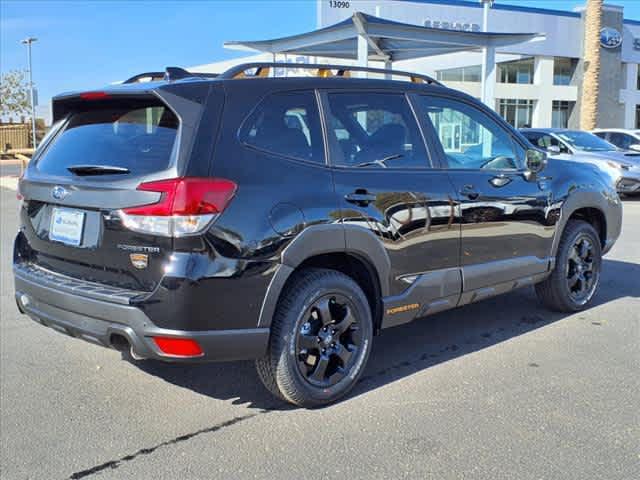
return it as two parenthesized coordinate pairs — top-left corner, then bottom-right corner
(600, 27), (622, 49)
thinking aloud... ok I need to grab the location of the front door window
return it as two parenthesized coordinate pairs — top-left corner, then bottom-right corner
(324, 92), (430, 169)
(418, 96), (525, 171)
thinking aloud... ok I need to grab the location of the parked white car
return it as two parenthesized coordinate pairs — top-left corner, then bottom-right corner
(592, 128), (640, 152)
(520, 128), (640, 196)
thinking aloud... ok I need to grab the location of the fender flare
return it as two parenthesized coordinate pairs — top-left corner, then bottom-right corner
(550, 189), (615, 258)
(257, 224), (390, 327)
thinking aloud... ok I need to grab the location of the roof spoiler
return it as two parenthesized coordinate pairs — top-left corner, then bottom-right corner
(123, 67), (218, 84)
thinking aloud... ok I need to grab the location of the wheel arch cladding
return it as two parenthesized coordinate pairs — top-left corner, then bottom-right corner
(552, 189), (618, 258)
(257, 225), (390, 332)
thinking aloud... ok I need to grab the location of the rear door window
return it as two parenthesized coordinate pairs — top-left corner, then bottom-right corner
(239, 91), (324, 164)
(36, 101), (179, 177)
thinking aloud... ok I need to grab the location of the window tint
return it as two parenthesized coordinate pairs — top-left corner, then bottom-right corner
(608, 132), (635, 150)
(592, 131), (608, 140)
(522, 131), (542, 145)
(419, 96), (524, 171)
(325, 92), (428, 168)
(36, 102), (178, 177)
(525, 133), (569, 153)
(240, 91), (323, 164)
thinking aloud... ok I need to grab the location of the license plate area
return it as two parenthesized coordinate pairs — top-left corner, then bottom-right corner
(49, 208), (85, 246)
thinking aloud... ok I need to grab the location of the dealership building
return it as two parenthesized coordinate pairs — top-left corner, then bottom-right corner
(194, 0), (640, 130)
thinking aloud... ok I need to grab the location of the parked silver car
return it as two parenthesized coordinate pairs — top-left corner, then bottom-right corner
(592, 128), (640, 152)
(521, 128), (640, 196)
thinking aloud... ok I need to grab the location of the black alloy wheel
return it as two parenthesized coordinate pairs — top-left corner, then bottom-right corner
(535, 220), (602, 312)
(566, 235), (598, 303)
(295, 293), (364, 388)
(256, 268), (373, 408)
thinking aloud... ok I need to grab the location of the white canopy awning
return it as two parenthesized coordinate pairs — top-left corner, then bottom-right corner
(225, 12), (544, 62)
(224, 12), (545, 108)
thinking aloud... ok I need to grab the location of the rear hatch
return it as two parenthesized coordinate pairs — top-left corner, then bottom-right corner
(17, 86), (214, 292)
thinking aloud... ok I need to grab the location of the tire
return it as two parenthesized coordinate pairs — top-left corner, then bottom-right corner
(535, 220), (602, 312)
(255, 268), (373, 408)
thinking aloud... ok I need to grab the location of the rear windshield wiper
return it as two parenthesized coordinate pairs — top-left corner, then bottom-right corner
(67, 165), (130, 176)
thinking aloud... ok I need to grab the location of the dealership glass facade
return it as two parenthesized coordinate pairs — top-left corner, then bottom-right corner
(552, 101), (574, 128)
(436, 65), (481, 82)
(498, 59), (534, 84)
(553, 58), (577, 86)
(497, 99), (534, 128)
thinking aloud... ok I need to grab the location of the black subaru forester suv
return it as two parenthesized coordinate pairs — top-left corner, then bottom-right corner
(14, 63), (622, 407)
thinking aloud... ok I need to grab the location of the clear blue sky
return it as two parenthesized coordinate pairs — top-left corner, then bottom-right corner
(2, 0), (640, 110)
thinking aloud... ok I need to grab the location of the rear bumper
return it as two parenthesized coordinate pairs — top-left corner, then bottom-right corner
(13, 263), (269, 362)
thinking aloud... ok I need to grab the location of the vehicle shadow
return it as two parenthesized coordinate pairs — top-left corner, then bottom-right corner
(133, 258), (640, 410)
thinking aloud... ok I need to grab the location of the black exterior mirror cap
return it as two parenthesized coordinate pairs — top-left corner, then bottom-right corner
(525, 148), (548, 174)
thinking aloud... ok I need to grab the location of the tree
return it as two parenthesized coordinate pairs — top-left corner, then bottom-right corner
(0, 70), (30, 121)
(580, 0), (603, 130)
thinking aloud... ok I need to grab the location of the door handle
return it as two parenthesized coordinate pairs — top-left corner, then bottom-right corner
(489, 175), (513, 188)
(345, 190), (377, 206)
(460, 184), (479, 200)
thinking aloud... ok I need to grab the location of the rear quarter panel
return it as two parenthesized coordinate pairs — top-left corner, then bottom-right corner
(167, 81), (342, 330)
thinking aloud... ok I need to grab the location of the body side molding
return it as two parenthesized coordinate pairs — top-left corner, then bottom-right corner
(462, 256), (551, 292)
(382, 267), (461, 329)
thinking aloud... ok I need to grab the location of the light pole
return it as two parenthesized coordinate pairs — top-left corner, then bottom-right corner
(21, 37), (38, 149)
(479, 0), (495, 108)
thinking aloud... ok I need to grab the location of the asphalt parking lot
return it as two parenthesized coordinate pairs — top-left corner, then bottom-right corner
(0, 174), (638, 480)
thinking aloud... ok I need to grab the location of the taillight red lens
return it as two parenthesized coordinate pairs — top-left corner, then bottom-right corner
(153, 337), (203, 357)
(79, 91), (110, 100)
(123, 177), (237, 216)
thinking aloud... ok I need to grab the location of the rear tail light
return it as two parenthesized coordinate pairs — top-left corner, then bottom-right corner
(153, 336), (203, 357)
(119, 177), (237, 237)
(79, 91), (110, 100)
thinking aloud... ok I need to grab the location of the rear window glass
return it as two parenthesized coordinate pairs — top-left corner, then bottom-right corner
(36, 102), (179, 176)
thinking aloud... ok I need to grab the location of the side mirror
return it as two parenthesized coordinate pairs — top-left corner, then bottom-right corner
(546, 145), (561, 155)
(629, 144), (640, 152)
(525, 148), (547, 175)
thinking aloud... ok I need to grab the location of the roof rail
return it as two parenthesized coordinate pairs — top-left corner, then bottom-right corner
(218, 62), (442, 85)
(123, 67), (219, 84)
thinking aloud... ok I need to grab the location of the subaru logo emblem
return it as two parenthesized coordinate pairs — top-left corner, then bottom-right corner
(600, 27), (622, 49)
(51, 186), (68, 200)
